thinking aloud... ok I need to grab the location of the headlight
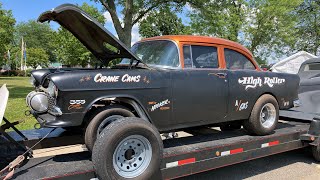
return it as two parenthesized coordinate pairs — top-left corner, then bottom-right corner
(30, 75), (36, 86)
(47, 81), (58, 97)
(27, 92), (49, 113)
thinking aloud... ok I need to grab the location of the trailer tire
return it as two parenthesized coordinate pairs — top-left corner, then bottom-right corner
(93, 117), (163, 180)
(85, 105), (135, 151)
(244, 94), (279, 135)
(311, 146), (320, 161)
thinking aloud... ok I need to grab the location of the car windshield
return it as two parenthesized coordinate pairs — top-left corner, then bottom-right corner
(120, 40), (180, 68)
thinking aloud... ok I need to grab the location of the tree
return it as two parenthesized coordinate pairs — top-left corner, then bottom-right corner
(93, 0), (188, 46)
(189, 0), (247, 42)
(26, 48), (49, 69)
(15, 20), (55, 62)
(53, 3), (105, 67)
(189, 0), (302, 64)
(139, 6), (190, 38)
(245, 0), (302, 63)
(295, 0), (320, 56)
(7, 46), (21, 70)
(0, 2), (16, 66)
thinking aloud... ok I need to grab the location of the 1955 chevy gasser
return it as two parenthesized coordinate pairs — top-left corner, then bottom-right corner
(25, 4), (300, 179)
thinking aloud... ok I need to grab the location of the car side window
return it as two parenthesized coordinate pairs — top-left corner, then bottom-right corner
(225, 48), (256, 70)
(183, 45), (218, 68)
(304, 63), (320, 71)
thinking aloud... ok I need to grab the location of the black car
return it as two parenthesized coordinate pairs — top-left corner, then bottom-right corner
(26, 4), (300, 179)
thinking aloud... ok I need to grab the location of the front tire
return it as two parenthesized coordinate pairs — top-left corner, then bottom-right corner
(85, 105), (135, 151)
(244, 94), (279, 135)
(93, 117), (163, 180)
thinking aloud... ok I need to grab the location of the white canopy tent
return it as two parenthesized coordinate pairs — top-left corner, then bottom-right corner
(271, 51), (317, 74)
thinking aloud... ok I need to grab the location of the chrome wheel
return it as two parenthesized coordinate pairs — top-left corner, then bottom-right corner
(113, 135), (152, 178)
(260, 103), (276, 129)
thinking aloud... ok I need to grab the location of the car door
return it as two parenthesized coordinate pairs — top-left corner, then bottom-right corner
(224, 48), (260, 121)
(171, 44), (228, 128)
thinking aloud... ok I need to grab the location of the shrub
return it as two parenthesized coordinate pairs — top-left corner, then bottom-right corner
(26, 69), (33, 76)
(0, 70), (28, 76)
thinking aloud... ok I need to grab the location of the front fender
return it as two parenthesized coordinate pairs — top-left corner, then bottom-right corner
(86, 95), (152, 123)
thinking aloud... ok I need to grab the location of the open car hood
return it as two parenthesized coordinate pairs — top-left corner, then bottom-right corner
(38, 4), (138, 64)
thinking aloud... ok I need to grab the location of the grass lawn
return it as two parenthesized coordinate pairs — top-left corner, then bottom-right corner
(0, 76), (37, 130)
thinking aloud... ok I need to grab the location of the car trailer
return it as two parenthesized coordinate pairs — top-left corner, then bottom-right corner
(1, 115), (320, 180)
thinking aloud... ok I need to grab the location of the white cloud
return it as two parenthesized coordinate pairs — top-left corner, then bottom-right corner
(103, 11), (112, 24)
(103, 11), (118, 38)
(131, 23), (141, 46)
(103, 11), (124, 26)
(185, 3), (194, 11)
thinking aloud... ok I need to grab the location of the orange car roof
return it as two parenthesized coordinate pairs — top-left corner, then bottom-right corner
(140, 35), (253, 57)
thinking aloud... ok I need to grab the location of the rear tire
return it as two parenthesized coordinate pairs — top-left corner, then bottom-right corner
(85, 105), (135, 151)
(93, 117), (163, 180)
(244, 94), (279, 135)
(311, 146), (320, 161)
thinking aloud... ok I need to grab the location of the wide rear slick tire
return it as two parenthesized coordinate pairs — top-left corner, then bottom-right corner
(244, 94), (279, 135)
(93, 117), (163, 180)
(85, 105), (135, 151)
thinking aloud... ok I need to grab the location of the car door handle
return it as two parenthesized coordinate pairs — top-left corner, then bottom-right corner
(208, 73), (227, 78)
(216, 73), (227, 78)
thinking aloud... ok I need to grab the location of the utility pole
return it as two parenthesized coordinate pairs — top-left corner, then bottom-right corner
(20, 37), (24, 70)
(24, 42), (27, 76)
(7, 50), (10, 70)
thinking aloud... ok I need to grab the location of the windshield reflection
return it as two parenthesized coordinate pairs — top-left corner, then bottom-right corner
(120, 40), (180, 68)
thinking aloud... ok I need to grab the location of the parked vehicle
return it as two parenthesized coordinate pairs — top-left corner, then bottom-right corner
(283, 58), (320, 118)
(25, 4), (300, 179)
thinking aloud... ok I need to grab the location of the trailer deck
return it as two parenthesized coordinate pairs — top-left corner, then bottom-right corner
(1, 120), (318, 180)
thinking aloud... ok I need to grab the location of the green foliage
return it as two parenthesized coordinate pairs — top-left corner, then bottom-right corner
(26, 69), (32, 76)
(6, 46), (21, 70)
(15, 20), (55, 62)
(52, 3), (105, 67)
(295, 0), (320, 56)
(0, 2), (16, 66)
(245, 0), (302, 63)
(82, 2), (106, 23)
(139, 6), (191, 38)
(93, 0), (188, 46)
(26, 48), (49, 69)
(0, 70), (25, 77)
(189, 0), (303, 64)
(190, 0), (247, 42)
(0, 77), (36, 130)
